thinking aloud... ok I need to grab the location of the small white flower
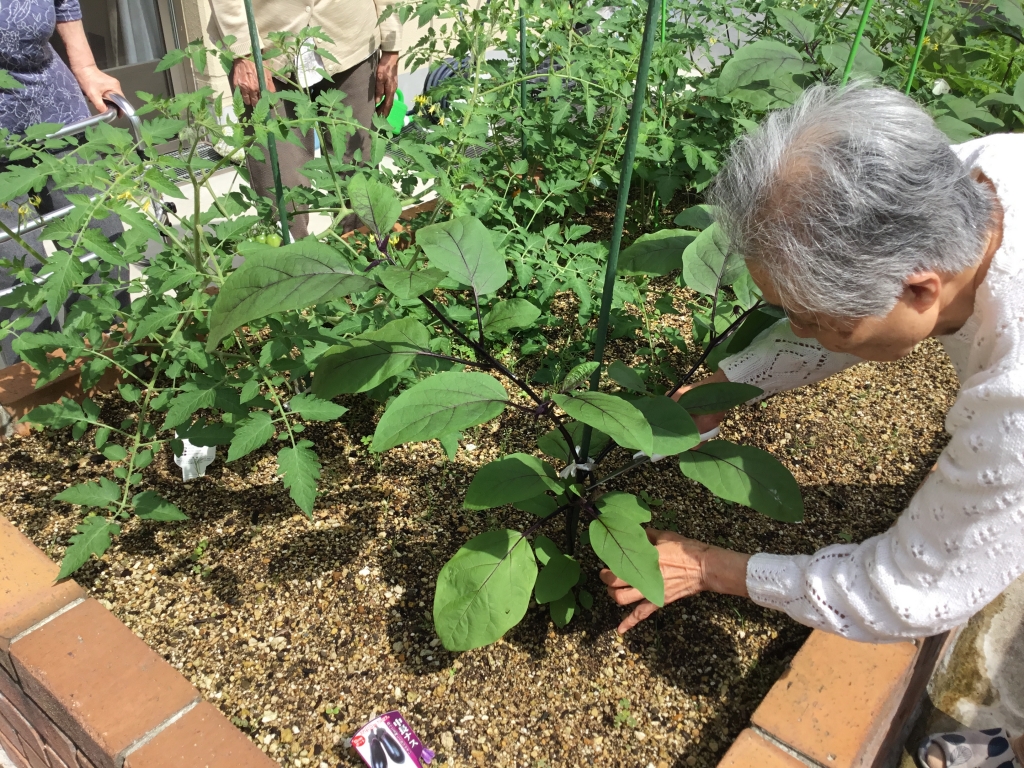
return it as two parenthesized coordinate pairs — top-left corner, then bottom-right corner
(559, 448), (596, 478)
(932, 78), (950, 96)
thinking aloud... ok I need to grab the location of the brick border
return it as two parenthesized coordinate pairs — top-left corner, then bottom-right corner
(0, 516), (274, 768)
(717, 629), (953, 768)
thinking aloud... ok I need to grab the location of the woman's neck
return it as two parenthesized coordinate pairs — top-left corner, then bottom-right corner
(934, 173), (1004, 337)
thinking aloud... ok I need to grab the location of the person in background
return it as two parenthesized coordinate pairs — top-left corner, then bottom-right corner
(599, 83), (1024, 768)
(0, 0), (125, 368)
(209, 0), (402, 239)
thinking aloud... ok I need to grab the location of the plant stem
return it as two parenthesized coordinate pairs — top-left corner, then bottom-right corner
(666, 300), (763, 398)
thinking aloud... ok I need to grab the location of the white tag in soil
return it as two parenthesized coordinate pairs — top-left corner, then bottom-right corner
(174, 437), (216, 481)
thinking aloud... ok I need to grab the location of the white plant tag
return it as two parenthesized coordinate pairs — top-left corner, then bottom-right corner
(295, 38), (325, 89)
(174, 437), (216, 481)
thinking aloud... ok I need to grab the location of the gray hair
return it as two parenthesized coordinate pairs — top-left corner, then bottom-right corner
(710, 82), (994, 318)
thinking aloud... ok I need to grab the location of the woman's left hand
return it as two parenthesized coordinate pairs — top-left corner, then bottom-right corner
(74, 64), (123, 114)
(600, 529), (751, 634)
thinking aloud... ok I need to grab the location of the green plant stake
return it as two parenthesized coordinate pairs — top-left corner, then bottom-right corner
(576, 0), (662, 513)
(242, 0), (291, 244)
(519, 2), (528, 158)
(904, 0), (937, 94)
(840, 0), (875, 86)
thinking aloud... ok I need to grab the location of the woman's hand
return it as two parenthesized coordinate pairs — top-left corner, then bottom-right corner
(73, 65), (122, 113)
(600, 530), (750, 634)
(669, 367), (731, 437)
(231, 58), (277, 107)
(376, 51), (399, 117)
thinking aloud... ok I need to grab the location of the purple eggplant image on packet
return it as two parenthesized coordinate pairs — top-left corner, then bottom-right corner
(351, 711), (435, 768)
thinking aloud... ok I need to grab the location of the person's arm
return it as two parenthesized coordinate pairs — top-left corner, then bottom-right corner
(54, 19), (122, 113)
(207, 0), (275, 107)
(374, 0), (402, 116)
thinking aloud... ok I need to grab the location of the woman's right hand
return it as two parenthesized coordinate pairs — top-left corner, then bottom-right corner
(231, 58), (276, 107)
(668, 367), (731, 436)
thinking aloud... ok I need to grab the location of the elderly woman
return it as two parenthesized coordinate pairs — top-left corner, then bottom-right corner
(600, 83), (1023, 768)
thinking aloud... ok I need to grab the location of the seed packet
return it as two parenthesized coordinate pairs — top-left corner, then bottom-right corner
(351, 711), (435, 768)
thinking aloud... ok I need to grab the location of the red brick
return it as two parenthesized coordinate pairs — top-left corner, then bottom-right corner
(14, 736), (48, 768)
(0, 516), (85, 674)
(718, 729), (808, 768)
(0, 728), (30, 768)
(0, 664), (78, 767)
(11, 599), (198, 768)
(46, 745), (72, 768)
(123, 702), (275, 768)
(750, 630), (919, 768)
(0, 693), (47, 758)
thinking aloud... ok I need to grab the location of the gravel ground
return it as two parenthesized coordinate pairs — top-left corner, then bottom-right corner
(0, 301), (959, 768)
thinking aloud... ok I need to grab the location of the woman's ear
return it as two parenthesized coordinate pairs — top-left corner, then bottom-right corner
(902, 272), (944, 312)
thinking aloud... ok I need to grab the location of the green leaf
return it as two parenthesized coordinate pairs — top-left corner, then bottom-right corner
(535, 553), (581, 604)
(549, 590), (576, 628)
(102, 444), (128, 462)
(312, 317), (432, 398)
(772, 8), (817, 44)
(532, 535), (561, 567)
(632, 397), (700, 457)
(589, 493), (664, 606)
(673, 204), (715, 231)
(482, 299), (541, 335)
(206, 240), (375, 350)
(682, 224), (745, 296)
(347, 174), (402, 237)
(821, 42), (882, 78)
(717, 40), (809, 97)
(41, 253), (84, 321)
(0, 69), (24, 90)
(433, 529), (537, 651)
(23, 399), (84, 430)
(287, 394), (349, 422)
(932, 114), (981, 143)
(55, 479), (120, 508)
(707, 310), (781, 371)
(277, 440), (321, 515)
(578, 589), (594, 610)
(439, 431), (460, 460)
(416, 216), (509, 297)
(559, 361), (600, 393)
(464, 453), (561, 510)
(175, 418), (234, 447)
(56, 517), (121, 580)
(133, 491), (187, 521)
(372, 371), (508, 452)
(676, 382), (763, 415)
(617, 230), (694, 277)
(608, 361), (648, 393)
(227, 411), (275, 461)
(379, 265), (448, 300)
(995, 0), (1024, 30)
(162, 388), (217, 430)
(537, 421), (610, 464)
(678, 441), (804, 522)
(552, 392), (654, 454)
(513, 494), (558, 517)
(1014, 73), (1024, 111)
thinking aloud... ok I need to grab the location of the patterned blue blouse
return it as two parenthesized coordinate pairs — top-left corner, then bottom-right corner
(0, 0), (91, 134)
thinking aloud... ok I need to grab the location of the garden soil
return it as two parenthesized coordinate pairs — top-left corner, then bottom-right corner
(0, 305), (959, 767)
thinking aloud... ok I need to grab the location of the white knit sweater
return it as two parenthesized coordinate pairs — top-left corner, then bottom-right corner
(718, 133), (1024, 642)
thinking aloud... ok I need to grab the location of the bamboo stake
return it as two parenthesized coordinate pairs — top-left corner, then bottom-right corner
(841, 0), (875, 85)
(904, 0), (937, 94)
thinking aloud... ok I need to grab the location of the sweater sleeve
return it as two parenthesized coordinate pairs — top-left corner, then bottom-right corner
(718, 318), (862, 400)
(746, 365), (1024, 641)
(54, 0), (83, 24)
(374, 0), (402, 51)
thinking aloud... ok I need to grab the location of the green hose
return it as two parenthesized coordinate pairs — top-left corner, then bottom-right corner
(904, 0), (937, 94)
(840, 0), (875, 86)
(242, 0), (291, 244)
